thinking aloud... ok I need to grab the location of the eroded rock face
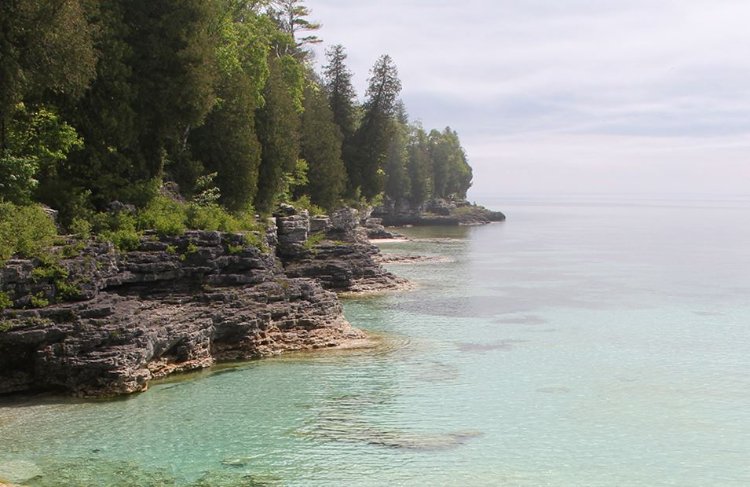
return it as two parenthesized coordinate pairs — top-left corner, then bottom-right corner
(276, 211), (408, 294)
(0, 231), (364, 397)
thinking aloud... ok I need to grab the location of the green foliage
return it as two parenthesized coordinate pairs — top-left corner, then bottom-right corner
(255, 56), (301, 214)
(384, 111), (411, 206)
(0, 0), (97, 118)
(69, 218), (92, 239)
(243, 231), (268, 252)
(193, 173), (222, 207)
(429, 127), (473, 198)
(137, 195), (188, 237)
(0, 292), (13, 311)
(0, 104), (84, 204)
(300, 79), (346, 210)
(406, 124), (433, 206)
(166, 244), (178, 255)
(0, 0), (476, 246)
(30, 292), (50, 308)
(349, 55), (402, 199)
(0, 203), (58, 264)
(279, 158), (310, 203)
(289, 195), (325, 217)
(227, 243), (244, 255)
(303, 231), (326, 251)
(92, 211), (141, 251)
(270, 0), (322, 56)
(323, 45), (358, 142)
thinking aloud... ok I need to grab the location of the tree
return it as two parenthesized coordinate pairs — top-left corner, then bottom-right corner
(299, 79), (345, 210)
(406, 124), (433, 207)
(122, 0), (220, 182)
(0, 104), (82, 204)
(188, 5), (272, 211)
(254, 56), (301, 214)
(349, 55), (402, 199)
(269, 0), (321, 57)
(383, 103), (410, 207)
(429, 127), (473, 199)
(0, 0), (96, 153)
(322, 44), (358, 190)
(42, 0), (139, 218)
(323, 45), (358, 142)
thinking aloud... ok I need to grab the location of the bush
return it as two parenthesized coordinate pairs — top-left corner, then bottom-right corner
(92, 211), (141, 251)
(290, 195), (326, 217)
(137, 195), (187, 236)
(0, 203), (58, 264)
(0, 291), (13, 311)
(69, 217), (92, 238)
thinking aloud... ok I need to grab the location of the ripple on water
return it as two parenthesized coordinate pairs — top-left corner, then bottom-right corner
(493, 314), (548, 326)
(4, 457), (283, 487)
(455, 339), (527, 353)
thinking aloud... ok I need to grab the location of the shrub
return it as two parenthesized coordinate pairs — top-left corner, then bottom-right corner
(186, 203), (230, 232)
(92, 211), (141, 251)
(69, 217), (92, 239)
(137, 195), (187, 236)
(290, 195), (326, 217)
(0, 292), (13, 311)
(30, 292), (49, 308)
(0, 203), (58, 264)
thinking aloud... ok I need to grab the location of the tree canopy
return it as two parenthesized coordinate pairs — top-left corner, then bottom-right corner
(0, 0), (475, 230)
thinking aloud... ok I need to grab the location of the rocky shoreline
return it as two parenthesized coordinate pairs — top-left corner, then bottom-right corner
(0, 208), (402, 397)
(373, 197), (506, 227)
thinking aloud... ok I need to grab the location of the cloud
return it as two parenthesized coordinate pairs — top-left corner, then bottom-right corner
(308, 0), (750, 196)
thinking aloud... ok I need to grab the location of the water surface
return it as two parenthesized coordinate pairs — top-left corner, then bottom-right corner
(2, 196), (749, 486)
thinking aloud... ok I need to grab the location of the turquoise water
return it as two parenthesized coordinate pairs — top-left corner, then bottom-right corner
(2, 196), (750, 486)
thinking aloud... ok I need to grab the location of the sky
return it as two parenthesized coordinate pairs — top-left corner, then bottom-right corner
(307, 0), (750, 198)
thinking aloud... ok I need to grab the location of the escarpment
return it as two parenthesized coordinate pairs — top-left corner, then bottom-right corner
(0, 209), (402, 397)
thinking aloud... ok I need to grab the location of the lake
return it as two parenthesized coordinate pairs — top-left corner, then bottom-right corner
(2, 195), (749, 486)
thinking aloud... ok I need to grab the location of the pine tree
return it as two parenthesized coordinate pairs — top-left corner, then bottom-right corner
(300, 79), (345, 210)
(350, 54), (401, 199)
(383, 102), (410, 207)
(254, 56), (301, 214)
(269, 0), (321, 58)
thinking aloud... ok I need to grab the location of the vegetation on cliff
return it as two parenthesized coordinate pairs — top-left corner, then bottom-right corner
(0, 0), (477, 263)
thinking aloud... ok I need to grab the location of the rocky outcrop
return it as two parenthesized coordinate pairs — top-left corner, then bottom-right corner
(0, 230), (365, 397)
(275, 208), (408, 294)
(374, 197), (506, 226)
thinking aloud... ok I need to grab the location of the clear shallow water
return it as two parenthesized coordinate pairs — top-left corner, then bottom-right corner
(2, 196), (750, 486)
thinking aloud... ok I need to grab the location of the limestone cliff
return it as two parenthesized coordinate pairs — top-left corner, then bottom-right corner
(0, 210), (401, 397)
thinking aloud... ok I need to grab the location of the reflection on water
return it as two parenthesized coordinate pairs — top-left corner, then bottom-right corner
(2, 198), (750, 486)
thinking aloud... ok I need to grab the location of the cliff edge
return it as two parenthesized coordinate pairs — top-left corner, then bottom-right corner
(0, 208), (401, 397)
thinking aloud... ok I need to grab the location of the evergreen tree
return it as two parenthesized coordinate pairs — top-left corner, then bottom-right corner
(406, 124), (433, 207)
(323, 45), (358, 142)
(35, 0), (137, 219)
(270, 0), (321, 57)
(383, 103), (410, 207)
(0, 0), (96, 208)
(122, 0), (220, 183)
(188, 5), (272, 211)
(0, 0), (97, 127)
(429, 127), (473, 199)
(300, 79), (345, 210)
(350, 54), (402, 199)
(254, 56), (301, 214)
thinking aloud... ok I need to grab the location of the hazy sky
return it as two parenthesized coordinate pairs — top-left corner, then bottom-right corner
(308, 0), (750, 198)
